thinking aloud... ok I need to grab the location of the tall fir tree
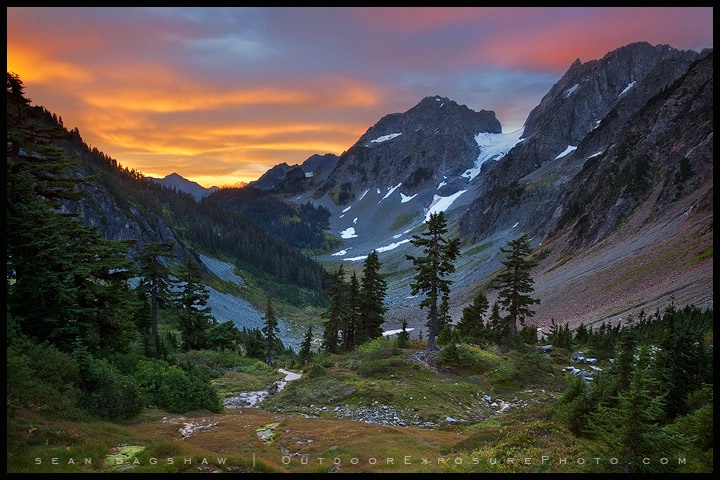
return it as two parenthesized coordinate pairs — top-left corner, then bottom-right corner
(396, 319), (410, 349)
(262, 296), (279, 366)
(176, 260), (213, 351)
(406, 212), (460, 351)
(358, 250), (388, 343)
(136, 241), (177, 337)
(321, 265), (348, 353)
(298, 325), (314, 366)
(491, 234), (540, 339)
(341, 272), (361, 352)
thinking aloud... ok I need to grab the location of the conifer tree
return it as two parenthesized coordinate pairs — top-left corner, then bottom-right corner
(298, 325), (314, 365)
(341, 272), (361, 352)
(487, 302), (507, 344)
(588, 345), (689, 473)
(262, 296), (279, 366)
(614, 329), (637, 392)
(176, 260), (213, 351)
(491, 234), (540, 339)
(457, 291), (489, 342)
(358, 250), (388, 343)
(321, 265), (348, 353)
(136, 241), (177, 337)
(555, 376), (592, 436)
(396, 319), (410, 349)
(205, 320), (242, 353)
(406, 212), (460, 351)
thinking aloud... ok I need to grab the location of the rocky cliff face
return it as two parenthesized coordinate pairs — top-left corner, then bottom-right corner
(458, 42), (705, 245)
(315, 95), (501, 203)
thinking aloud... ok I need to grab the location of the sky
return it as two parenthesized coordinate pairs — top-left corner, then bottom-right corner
(7, 7), (713, 188)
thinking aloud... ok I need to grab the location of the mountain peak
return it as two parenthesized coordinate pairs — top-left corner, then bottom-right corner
(150, 172), (218, 201)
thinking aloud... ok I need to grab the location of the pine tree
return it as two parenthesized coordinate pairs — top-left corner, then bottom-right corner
(457, 291), (489, 342)
(176, 260), (213, 351)
(406, 212), (460, 351)
(652, 303), (711, 420)
(298, 325), (314, 365)
(262, 296), (279, 366)
(555, 376), (592, 436)
(614, 329), (637, 392)
(321, 265), (348, 353)
(341, 272), (361, 352)
(205, 321), (241, 353)
(491, 234), (540, 339)
(588, 345), (689, 473)
(136, 241), (177, 337)
(396, 319), (410, 349)
(487, 302), (507, 345)
(358, 250), (388, 343)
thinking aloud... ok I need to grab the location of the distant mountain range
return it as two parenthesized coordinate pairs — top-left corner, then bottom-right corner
(148, 172), (220, 201)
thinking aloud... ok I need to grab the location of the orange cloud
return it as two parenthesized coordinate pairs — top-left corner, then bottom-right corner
(7, 43), (92, 84)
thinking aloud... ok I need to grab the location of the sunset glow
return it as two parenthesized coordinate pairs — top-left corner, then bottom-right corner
(7, 7), (712, 187)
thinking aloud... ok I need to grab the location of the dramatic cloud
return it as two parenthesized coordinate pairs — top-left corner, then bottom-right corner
(7, 7), (712, 187)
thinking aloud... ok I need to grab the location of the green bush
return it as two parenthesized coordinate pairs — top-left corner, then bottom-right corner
(357, 337), (394, 359)
(356, 356), (410, 378)
(78, 360), (145, 419)
(310, 351), (335, 368)
(133, 359), (223, 413)
(307, 363), (327, 377)
(72, 344), (144, 419)
(7, 342), (81, 417)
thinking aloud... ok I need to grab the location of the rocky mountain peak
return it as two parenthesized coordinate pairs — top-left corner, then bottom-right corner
(310, 95), (502, 208)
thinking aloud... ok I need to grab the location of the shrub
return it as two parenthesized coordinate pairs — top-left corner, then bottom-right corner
(307, 363), (327, 378)
(7, 342), (81, 417)
(78, 360), (145, 419)
(357, 337), (394, 359)
(133, 359), (223, 413)
(356, 356), (410, 378)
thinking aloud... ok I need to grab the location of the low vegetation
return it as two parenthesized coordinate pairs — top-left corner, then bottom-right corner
(8, 302), (712, 473)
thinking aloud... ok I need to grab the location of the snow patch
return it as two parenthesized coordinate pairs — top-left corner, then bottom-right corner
(564, 83), (580, 97)
(400, 192), (417, 203)
(382, 328), (415, 337)
(379, 183), (402, 203)
(371, 133), (402, 143)
(376, 239), (412, 253)
(331, 249), (348, 257)
(425, 190), (467, 222)
(342, 205), (352, 213)
(462, 128), (524, 181)
(619, 81), (636, 97)
(340, 227), (358, 239)
(555, 145), (577, 159)
(358, 189), (369, 201)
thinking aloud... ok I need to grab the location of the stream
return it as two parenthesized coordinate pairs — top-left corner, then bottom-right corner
(223, 368), (301, 409)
